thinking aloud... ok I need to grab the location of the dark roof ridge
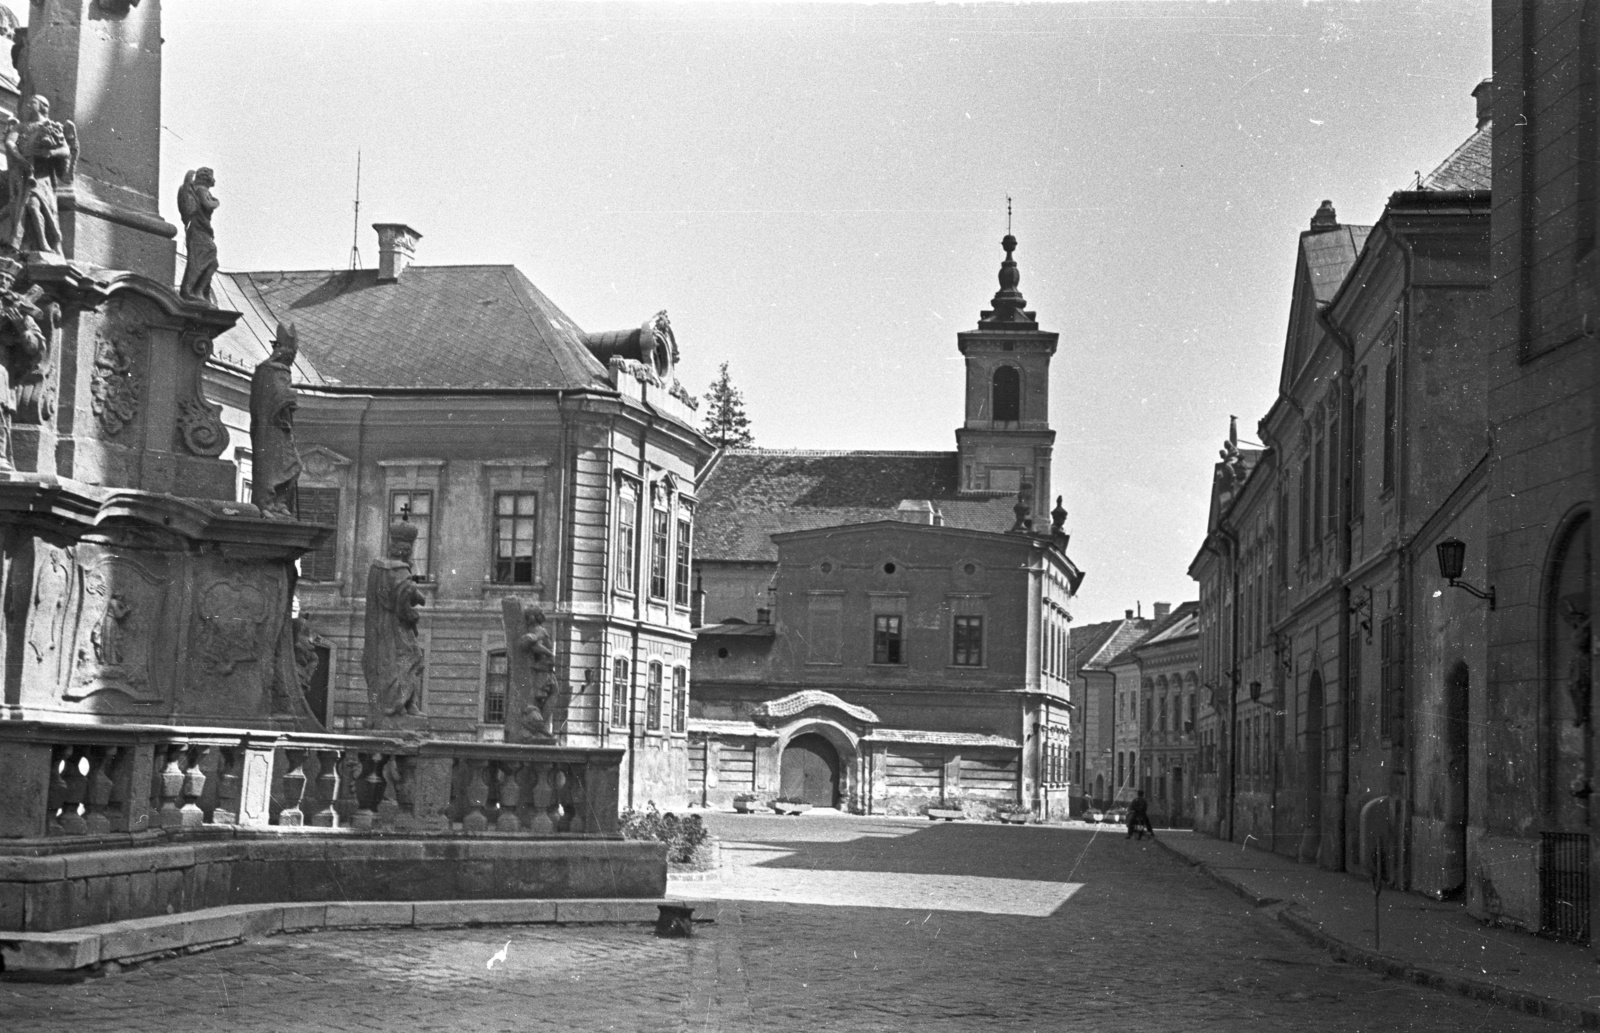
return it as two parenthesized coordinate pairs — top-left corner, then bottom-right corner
(226, 262), (522, 276)
(719, 447), (957, 457)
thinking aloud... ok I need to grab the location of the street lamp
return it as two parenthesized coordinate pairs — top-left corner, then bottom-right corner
(1435, 538), (1495, 610)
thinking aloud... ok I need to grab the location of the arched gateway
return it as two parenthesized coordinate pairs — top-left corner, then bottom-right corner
(780, 733), (841, 806)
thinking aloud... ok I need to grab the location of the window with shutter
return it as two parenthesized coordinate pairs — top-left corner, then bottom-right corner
(296, 487), (340, 581)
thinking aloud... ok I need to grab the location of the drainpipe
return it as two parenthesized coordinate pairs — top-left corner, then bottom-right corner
(626, 416), (654, 810)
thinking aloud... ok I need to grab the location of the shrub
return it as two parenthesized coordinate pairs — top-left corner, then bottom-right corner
(619, 803), (710, 863)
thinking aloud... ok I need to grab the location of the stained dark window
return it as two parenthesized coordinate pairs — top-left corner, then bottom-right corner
(873, 615), (903, 664)
(649, 508), (670, 599)
(1352, 396), (1367, 520)
(296, 487), (339, 581)
(674, 519), (692, 606)
(493, 492), (537, 584)
(646, 661), (662, 731)
(992, 366), (1021, 422)
(611, 657), (630, 727)
(952, 615), (983, 666)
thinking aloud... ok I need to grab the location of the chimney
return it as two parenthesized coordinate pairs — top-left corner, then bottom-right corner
(1309, 200), (1339, 233)
(755, 606), (772, 625)
(1153, 602), (1171, 621)
(1125, 609), (1134, 620)
(373, 223), (422, 282)
(896, 499), (937, 525)
(1472, 77), (1493, 130)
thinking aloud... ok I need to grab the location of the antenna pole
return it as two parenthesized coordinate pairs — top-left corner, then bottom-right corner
(348, 151), (362, 270)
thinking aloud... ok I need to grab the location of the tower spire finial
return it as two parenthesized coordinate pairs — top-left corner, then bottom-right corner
(1007, 195), (1012, 235)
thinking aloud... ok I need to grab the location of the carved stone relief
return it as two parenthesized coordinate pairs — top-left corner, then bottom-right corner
(89, 319), (144, 437)
(194, 577), (272, 677)
(64, 555), (169, 703)
(27, 541), (74, 686)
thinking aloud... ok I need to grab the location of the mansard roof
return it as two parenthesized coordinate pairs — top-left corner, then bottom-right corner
(695, 449), (1017, 563)
(211, 265), (611, 391)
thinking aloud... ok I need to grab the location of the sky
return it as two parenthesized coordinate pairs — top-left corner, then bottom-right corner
(82, 0), (1490, 626)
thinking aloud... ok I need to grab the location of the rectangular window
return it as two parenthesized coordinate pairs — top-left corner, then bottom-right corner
(646, 661), (663, 731)
(492, 492), (538, 585)
(389, 490), (433, 581)
(1298, 457), (1311, 561)
(483, 650), (508, 724)
(1380, 615), (1403, 742)
(615, 487), (638, 594)
(611, 657), (630, 728)
(1312, 431), (1324, 542)
(671, 667), (687, 733)
(1352, 396), (1366, 520)
(1382, 355), (1397, 492)
(649, 508), (670, 599)
(1277, 492), (1289, 584)
(1326, 414), (1339, 531)
(1348, 630), (1361, 745)
(295, 487), (339, 581)
(952, 615), (984, 666)
(873, 615), (903, 665)
(674, 519), (692, 607)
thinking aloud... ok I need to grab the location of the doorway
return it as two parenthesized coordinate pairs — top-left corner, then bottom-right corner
(780, 734), (840, 807)
(1444, 660), (1470, 894)
(1302, 670), (1324, 862)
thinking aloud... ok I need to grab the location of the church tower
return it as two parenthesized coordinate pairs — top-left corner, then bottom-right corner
(955, 231), (1057, 507)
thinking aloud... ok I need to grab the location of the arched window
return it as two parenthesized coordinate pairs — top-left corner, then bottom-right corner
(646, 661), (663, 731)
(992, 366), (1021, 423)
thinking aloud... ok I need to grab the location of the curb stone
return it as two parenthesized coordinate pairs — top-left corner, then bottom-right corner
(1153, 837), (1600, 1029)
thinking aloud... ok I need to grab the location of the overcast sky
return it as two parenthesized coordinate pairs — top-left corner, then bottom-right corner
(131, 1), (1488, 626)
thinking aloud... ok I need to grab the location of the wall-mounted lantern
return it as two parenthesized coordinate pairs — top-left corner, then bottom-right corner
(1435, 538), (1495, 610)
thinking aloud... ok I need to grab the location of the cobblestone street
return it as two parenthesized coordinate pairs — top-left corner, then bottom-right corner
(1, 814), (1571, 1032)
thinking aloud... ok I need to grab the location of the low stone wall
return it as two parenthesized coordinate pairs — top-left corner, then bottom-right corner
(0, 835), (666, 932)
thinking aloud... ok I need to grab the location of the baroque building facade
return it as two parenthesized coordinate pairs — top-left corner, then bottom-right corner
(202, 226), (713, 809)
(689, 236), (1084, 818)
(1193, 52), (1600, 953)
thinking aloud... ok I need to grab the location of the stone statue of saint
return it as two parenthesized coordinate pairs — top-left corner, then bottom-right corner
(500, 597), (558, 742)
(177, 168), (219, 305)
(1, 95), (75, 256)
(364, 522), (427, 724)
(250, 322), (302, 518)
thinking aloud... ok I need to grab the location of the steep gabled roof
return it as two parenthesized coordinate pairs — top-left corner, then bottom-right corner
(696, 449), (1017, 563)
(1070, 616), (1155, 674)
(1277, 215), (1371, 397)
(211, 266), (611, 391)
(1419, 123), (1492, 192)
(1107, 601), (1199, 665)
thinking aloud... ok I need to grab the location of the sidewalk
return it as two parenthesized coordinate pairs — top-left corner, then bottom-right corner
(1157, 830), (1600, 1028)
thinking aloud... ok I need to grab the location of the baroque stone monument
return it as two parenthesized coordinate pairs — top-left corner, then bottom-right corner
(249, 321), (302, 518)
(364, 521), (428, 727)
(500, 597), (559, 743)
(176, 167), (218, 305)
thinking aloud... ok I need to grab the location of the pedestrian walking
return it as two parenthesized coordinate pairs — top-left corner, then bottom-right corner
(1126, 790), (1155, 840)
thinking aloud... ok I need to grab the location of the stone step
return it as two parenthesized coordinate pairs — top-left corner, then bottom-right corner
(0, 897), (714, 974)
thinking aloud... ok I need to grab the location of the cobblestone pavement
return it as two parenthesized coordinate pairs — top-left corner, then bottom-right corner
(0, 814), (1571, 1032)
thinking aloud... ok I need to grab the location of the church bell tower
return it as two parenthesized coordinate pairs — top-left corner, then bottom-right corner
(955, 231), (1057, 506)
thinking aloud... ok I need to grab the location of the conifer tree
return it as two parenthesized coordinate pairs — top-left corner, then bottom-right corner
(702, 361), (755, 448)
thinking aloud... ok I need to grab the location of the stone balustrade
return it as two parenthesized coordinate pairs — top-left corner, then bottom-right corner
(0, 722), (623, 843)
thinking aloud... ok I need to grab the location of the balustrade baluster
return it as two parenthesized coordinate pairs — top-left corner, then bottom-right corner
(311, 750), (343, 827)
(58, 745), (90, 836)
(493, 761), (523, 833)
(564, 765), (587, 834)
(157, 744), (186, 829)
(212, 747), (242, 825)
(336, 751), (361, 825)
(83, 746), (118, 835)
(386, 755), (415, 831)
(179, 745), (209, 827)
(45, 745), (71, 836)
(352, 752), (388, 832)
(461, 759), (490, 832)
(552, 765), (572, 832)
(527, 762), (555, 834)
(277, 749), (308, 827)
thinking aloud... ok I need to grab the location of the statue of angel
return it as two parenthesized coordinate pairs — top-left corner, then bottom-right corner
(177, 168), (219, 305)
(2, 95), (75, 257)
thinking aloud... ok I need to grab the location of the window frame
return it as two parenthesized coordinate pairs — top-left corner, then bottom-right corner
(614, 480), (639, 595)
(646, 660), (663, 731)
(649, 505), (670, 600)
(674, 517), (693, 608)
(491, 491), (539, 586)
(295, 486), (341, 582)
(611, 656), (630, 728)
(671, 666), (687, 733)
(952, 614), (984, 667)
(483, 648), (508, 725)
(872, 614), (904, 665)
